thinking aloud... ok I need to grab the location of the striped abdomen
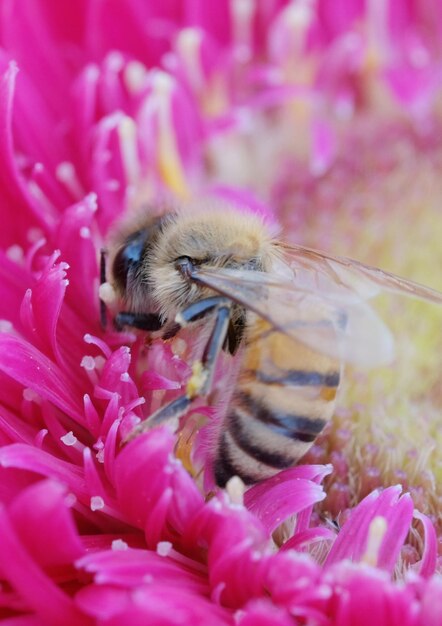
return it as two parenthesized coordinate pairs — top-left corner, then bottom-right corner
(214, 318), (340, 486)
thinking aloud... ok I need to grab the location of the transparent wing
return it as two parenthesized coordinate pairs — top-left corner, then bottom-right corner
(279, 242), (442, 305)
(191, 244), (442, 368)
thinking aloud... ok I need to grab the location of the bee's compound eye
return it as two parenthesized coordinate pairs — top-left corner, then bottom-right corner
(112, 229), (147, 290)
(174, 256), (196, 278)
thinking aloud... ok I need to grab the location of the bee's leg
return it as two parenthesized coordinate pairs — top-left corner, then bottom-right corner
(123, 301), (231, 442)
(100, 248), (108, 329)
(176, 296), (231, 325)
(114, 311), (164, 332)
(125, 395), (192, 441)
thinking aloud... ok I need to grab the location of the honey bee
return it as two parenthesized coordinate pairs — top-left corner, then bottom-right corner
(102, 203), (442, 487)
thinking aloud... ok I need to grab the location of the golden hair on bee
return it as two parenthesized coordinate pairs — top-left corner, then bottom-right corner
(104, 198), (442, 487)
(107, 198), (278, 322)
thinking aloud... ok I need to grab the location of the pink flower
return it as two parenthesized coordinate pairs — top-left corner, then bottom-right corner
(0, 1), (441, 624)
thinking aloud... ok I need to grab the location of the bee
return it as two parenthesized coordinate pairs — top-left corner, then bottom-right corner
(102, 203), (442, 487)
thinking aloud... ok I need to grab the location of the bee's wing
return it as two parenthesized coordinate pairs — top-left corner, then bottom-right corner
(192, 255), (401, 368)
(279, 242), (442, 305)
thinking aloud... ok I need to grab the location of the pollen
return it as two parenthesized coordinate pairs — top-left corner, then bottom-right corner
(186, 360), (206, 398)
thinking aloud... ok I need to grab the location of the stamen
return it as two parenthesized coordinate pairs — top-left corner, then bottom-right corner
(98, 282), (117, 306)
(366, 0), (390, 68)
(60, 431), (78, 446)
(83, 334), (112, 359)
(361, 515), (388, 567)
(176, 28), (204, 92)
(56, 161), (85, 198)
(118, 115), (141, 186)
(90, 496), (105, 511)
(226, 475), (245, 506)
(152, 72), (189, 197)
(112, 539), (129, 551)
(6, 245), (24, 263)
(157, 541), (173, 557)
(124, 60), (148, 93)
(230, 0), (255, 63)
(0, 320), (13, 333)
(283, 0), (315, 58)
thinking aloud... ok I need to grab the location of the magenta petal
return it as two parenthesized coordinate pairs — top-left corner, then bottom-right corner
(0, 617), (47, 626)
(245, 478), (325, 535)
(115, 428), (203, 544)
(280, 527), (336, 552)
(420, 577), (442, 626)
(328, 564), (417, 626)
(325, 486), (414, 572)
(0, 334), (83, 422)
(8, 479), (84, 567)
(0, 444), (88, 500)
(244, 465), (331, 534)
(77, 584), (231, 625)
(0, 504), (91, 626)
(414, 511), (437, 578)
(239, 599), (295, 626)
(0, 60), (53, 248)
(20, 259), (68, 365)
(77, 548), (207, 592)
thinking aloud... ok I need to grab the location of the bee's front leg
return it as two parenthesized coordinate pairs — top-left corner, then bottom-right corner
(123, 298), (232, 443)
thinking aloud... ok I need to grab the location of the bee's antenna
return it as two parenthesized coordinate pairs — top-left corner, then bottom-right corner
(100, 248), (108, 330)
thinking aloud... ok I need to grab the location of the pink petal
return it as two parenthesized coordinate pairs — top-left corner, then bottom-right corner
(0, 334), (84, 423)
(413, 511), (437, 578)
(8, 479), (84, 567)
(325, 486), (414, 572)
(0, 503), (91, 626)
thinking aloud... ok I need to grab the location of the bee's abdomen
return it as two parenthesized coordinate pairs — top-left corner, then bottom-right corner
(214, 369), (339, 487)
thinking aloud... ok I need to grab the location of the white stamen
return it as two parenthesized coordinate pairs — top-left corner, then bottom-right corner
(112, 539), (129, 551)
(94, 355), (106, 370)
(84, 193), (98, 212)
(279, 0), (315, 59)
(176, 28), (204, 92)
(28, 181), (46, 202)
(99, 282), (117, 306)
(124, 60), (148, 93)
(226, 475), (245, 506)
(120, 372), (130, 382)
(81, 356), (96, 371)
(34, 429), (48, 447)
(65, 493), (77, 507)
(84, 64), (100, 83)
(90, 496), (105, 511)
(6, 245), (24, 263)
(60, 431), (78, 446)
(80, 226), (91, 239)
(96, 449), (105, 464)
(27, 227), (44, 243)
(56, 161), (85, 198)
(107, 51), (125, 72)
(105, 179), (120, 191)
(23, 388), (40, 403)
(0, 320), (13, 333)
(361, 516), (388, 566)
(152, 70), (174, 95)
(156, 541), (173, 557)
(230, 0), (255, 62)
(118, 116), (140, 185)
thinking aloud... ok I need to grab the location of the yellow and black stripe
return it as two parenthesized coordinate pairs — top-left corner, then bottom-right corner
(214, 320), (340, 486)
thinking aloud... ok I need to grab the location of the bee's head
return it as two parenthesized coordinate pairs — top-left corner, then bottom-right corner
(148, 207), (275, 321)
